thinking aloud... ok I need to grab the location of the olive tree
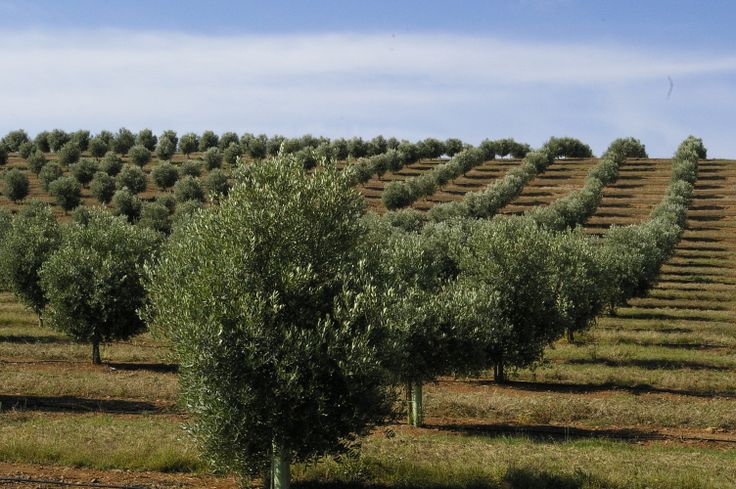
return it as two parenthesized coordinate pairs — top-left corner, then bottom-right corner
(151, 162), (179, 191)
(116, 165), (147, 194)
(2, 129), (30, 152)
(136, 128), (158, 151)
(55, 142), (81, 166)
(112, 128), (136, 155)
(3, 169), (30, 202)
(204, 169), (229, 199)
(0, 202), (62, 325)
(47, 129), (70, 152)
(18, 141), (35, 159)
(138, 202), (172, 234)
(179, 160), (201, 178)
(38, 162), (63, 191)
(454, 216), (566, 383)
(159, 130), (178, 149)
(174, 176), (204, 202)
(71, 159), (99, 187)
(34, 131), (51, 153)
(178, 133), (199, 156)
(128, 145), (152, 167)
(27, 150), (47, 174)
(112, 188), (142, 222)
(0, 145), (7, 166)
(144, 156), (393, 488)
(49, 176), (82, 213)
(88, 136), (109, 158)
(155, 137), (176, 161)
(199, 130), (219, 152)
(218, 132), (239, 150)
(203, 147), (222, 170)
(90, 172), (116, 204)
(100, 151), (124, 176)
(40, 209), (160, 364)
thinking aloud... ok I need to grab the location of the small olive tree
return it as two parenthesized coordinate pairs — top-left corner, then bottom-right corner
(199, 130), (219, 152)
(151, 162), (179, 191)
(88, 136), (109, 158)
(203, 147), (223, 170)
(128, 145), (152, 167)
(178, 133), (199, 156)
(27, 150), (47, 174)
(100, 151), (124, 176)
(38, 162), (63, 191)
(3, 169), (30, 202)
(116, 165), (147, 194)
(145, 156), (393, 488)
(49, 176), (82, 213)
(55, 142), (81, 166)
(155, 138), (176, 161)
(112, 128), (136, 155)
(71, 159), (99, 187)
(174, 176), (204, 202)
(112, 188), (143, 222)
(136, 128), (158, 151)
(40, 209), (160, 364)
(90, 171), (116, 204)
(0, 201), (62, 325)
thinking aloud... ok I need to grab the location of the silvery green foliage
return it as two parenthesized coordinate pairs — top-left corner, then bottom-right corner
(136, 128), (158, 151)
(39, 209), (160, 361)
(112, 128), (136, 155)
(128, 145), (152, 167)
(138, 202), (172, 235)
(179, 160), (202, 178)
(88, 137), (109, 158)
(70, 130), (90, 152)
(159, 130), (178, 149)
(100, 151), (124, 176)
(0, 201), (61, 316)
(27, 150), (47, 174)
(606, 137), (648, 159)
(543, 137), (594, 158)
(453, 216), (569, 376)
(199, 131), (219, 152)
(71, 159), (99, 187)
(178, 133), (199, 155)
(112, 188), (142, 222)
(56, 142), (81, 166)
(145, 156), (393, 479)
(174, 176), (204, 203)
(218, 132), (239, 151)
(203, 147), (223, 170)
(47, 129), (70, 153)
(18, 142), (35, 159)
(116, 165), (147, 194)
(2, 129), (30, 152)
(90, 172), (116, 204)
(49, 176), (81, 212)
(204, 169), (229, 198)
(34, 131), (51, 153)
(38, 162), (63, 191)
(222, 142), (243, 166)
(156, 137), (176, 161)
(151, 162), (179, 191)
(3, 169), (29, 202)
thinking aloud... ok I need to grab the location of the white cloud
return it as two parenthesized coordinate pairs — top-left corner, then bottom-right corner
(0, 29), (734, 156)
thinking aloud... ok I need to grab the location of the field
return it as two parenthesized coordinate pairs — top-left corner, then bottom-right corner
(1, 151), (735, 488)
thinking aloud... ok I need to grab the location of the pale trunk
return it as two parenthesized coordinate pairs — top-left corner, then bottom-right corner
(566, 328), (574, 344)
(92, 338), (101, 365)
(405, 382), (413, 425)
(270, 441), (290, 489)
(410, 381), (423, 427)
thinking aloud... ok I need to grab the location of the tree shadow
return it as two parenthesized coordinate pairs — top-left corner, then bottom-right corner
(462, 379), (735, 399)
(0, 334), (70, 344)
(565, 357), (731, 371)
(0, 394), (171, 414)
(107, 362), (178, 373)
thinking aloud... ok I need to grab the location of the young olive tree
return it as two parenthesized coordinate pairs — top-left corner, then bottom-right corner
(56, 142), (81, 166)
(145, 156), (393, 488)
(178, 133), (199, 156)
(136, 128), (158, 151)
(203, 147), (223, 170)
(112, 188), (142, 222)
(38, 162), (63, 191)
(40, 209), (160, 364)
(71, 159), (99, 187)
(156, 138), (176, 161)
(27, 150), (47, 174)
(174, 176), (204, 203)
(49, 176), (82, 213)
(0, 202), (62, 325)
(3, 169), (30, 203)
(112, 128), (136, 155)
(116, 165), (147, 194)
(2, 129), (30, 152)
(100, 151), (124, 176)
(128, 145), (152, 167)
(151, 162), (179, 191)
(90, 171), (116, 204)
(88, 136), (109, 158)
(199, 130), (219, 152)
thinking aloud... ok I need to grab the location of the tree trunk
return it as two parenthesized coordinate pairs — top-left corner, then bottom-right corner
(37, 314), (44, 329)
(405, 382), (413, 425)
(494, 361), (505, 384)
(270, 441), (290, 489)
(410, 381), (423, 427)
(91, 339), (101, 365)
(566, 328), (575, 344)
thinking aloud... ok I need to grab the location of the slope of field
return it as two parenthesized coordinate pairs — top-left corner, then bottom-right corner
(1, 157), (735, 488)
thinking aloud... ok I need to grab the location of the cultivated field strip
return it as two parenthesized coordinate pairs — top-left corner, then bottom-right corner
(411, 159), (519, 211)
(357, 158), (444, 210)
(585, 158), (672, 232)
(497, 157), (597, 215)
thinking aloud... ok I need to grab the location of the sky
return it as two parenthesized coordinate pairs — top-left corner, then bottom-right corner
(1, 0), (735, 156)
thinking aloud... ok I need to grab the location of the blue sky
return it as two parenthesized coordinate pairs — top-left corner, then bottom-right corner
(1, 0), (735, 156)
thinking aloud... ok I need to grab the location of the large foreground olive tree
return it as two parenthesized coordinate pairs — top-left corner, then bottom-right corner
(145, 156), (394, 488)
